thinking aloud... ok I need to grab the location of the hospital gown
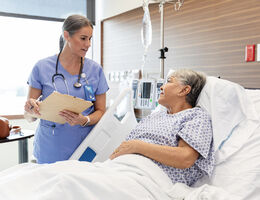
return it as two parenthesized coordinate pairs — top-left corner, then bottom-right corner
(126, 107), (214, 186)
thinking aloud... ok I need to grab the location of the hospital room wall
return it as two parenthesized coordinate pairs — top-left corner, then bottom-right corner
(93, 0), (143, 71)
(101, 0), (260, 89)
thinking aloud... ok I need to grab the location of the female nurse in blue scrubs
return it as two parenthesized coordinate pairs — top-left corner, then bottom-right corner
(24, 15), (109, 164)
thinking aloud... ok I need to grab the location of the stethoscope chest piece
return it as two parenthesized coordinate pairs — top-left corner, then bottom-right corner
(53, 52), (85, 91)
(73, 82), (82, 88)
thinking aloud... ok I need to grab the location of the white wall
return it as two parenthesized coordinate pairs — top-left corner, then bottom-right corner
(92, 0), (146, 112)
(93, 0), (143, 64)
(96, 0), (142, 21)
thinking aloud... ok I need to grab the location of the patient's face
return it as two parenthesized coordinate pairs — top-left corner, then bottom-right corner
(158, 76), (183, 107)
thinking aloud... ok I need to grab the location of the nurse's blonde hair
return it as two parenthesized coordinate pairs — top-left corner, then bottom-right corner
(63, 14), (93, 37)
(59, 14), (93, 51)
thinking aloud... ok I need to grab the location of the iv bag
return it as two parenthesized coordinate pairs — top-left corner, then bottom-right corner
(141, 0), (152, 53)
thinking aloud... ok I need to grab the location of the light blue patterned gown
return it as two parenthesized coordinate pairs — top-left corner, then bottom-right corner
(126, 107), (214, 186)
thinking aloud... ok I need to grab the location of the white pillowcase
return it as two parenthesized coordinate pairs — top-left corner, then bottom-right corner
(192, 79), (260, 199)
(246, 89), (260, 117)
(194, 125), (260, 199)
(197, 77), (259, 163)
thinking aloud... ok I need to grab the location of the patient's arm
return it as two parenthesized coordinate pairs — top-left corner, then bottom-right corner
(110, 139), (199, 169)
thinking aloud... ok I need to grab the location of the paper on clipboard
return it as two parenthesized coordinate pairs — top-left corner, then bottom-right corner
(28, 91), (93, 124)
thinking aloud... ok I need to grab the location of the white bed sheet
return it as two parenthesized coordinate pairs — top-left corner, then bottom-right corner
(0, 155), (172, 200)
(0, 154), (237, 200)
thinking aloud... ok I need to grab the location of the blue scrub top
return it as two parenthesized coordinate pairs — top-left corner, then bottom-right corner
(28, 55), (109, 163)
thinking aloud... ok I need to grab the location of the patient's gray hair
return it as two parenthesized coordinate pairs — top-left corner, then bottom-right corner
(168, 69), (206, 107)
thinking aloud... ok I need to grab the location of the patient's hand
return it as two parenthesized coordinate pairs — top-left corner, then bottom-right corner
(110, 140), (143, 160)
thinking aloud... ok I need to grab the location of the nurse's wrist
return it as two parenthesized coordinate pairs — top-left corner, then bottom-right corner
(24, 111), (37, 122)
(81, 116), (90, 127)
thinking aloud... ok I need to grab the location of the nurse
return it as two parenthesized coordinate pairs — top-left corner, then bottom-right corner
(24, 14), (109, 164)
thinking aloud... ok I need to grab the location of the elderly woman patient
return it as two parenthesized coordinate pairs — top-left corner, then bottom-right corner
(110, 69), (214, 186)
(0, 69), (214, 199)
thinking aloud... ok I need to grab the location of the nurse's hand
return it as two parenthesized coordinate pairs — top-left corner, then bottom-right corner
(59, 110), (86, 126)
(24, 98), (41, 115)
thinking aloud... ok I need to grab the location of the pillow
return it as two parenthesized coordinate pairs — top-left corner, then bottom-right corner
(197, 77), (259, 163)
(194, 125), (260, 199)
(246, 89), (260, 117)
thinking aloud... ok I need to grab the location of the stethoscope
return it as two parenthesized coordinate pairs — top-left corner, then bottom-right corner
(52, 51), (87, 95)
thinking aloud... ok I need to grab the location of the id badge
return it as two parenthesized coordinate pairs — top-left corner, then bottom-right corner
(84, 84), (96, 101)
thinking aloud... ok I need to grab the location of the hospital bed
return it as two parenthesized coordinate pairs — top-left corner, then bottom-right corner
(69, 76), (260, 199)
(0, 76), (260, 200)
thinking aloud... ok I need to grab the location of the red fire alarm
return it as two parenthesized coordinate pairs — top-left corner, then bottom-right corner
(245, 44), (255, 62)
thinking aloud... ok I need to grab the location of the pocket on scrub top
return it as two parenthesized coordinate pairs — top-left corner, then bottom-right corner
(39, 120), (57, 135)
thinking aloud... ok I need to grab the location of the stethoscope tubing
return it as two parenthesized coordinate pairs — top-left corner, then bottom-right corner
(52, 74), (70, 95)
(52, 51), (85, 94)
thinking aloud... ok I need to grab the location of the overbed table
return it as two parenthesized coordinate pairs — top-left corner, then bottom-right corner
(0, 130), (34, 163)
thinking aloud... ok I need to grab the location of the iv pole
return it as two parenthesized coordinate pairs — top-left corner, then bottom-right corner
(151, 0), (184, 79)
(159, 2), (168, 79)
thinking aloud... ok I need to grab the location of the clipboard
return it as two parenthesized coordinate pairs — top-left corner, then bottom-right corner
(28, 91), (93, 124)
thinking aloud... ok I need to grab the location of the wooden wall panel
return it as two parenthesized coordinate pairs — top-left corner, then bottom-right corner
(102, 0), (260, 88)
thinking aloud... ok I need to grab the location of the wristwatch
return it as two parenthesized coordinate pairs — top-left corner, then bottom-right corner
(81, 116), (90, 127)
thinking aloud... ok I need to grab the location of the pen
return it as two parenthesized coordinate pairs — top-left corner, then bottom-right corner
(30, 95), (43, 110)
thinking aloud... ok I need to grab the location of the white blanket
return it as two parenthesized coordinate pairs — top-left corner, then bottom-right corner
(0, 154), (235, 200)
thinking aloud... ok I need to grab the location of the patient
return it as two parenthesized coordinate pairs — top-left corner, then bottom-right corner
(0, 69), (214, 199)
(110, 69), (214, 186)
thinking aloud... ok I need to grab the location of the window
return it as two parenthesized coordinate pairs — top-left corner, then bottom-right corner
(0, 15), (92, 115)
(0, 0), (87, 20)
